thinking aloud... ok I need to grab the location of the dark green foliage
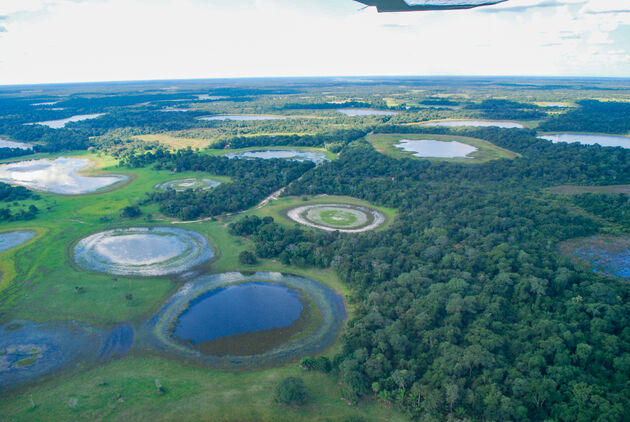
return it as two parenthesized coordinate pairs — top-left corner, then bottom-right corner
(119, 205), (142, 219)
(466, 99), (546, 120)
(301, 356), (332, 373)
(0, 182), (37, 202)
(275, 377), (307, 406)
(539, 100), (630, 134)
(238, 250), (257, 265)
(572, 193), (630, 229)
(234, 127), (630, 420)
(211, 128), (369, 150)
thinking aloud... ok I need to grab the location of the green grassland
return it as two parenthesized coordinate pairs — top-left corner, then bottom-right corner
(0, 152), (407, 421)
(248, 195), (396, 233)
(367, 133), (520, 163)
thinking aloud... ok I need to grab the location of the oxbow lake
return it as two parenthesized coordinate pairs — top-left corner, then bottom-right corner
(226, 149), (328, 164)
(198, 115), (285, 121)
(0, 231), (36, 253)
(0, 138), (32, 149)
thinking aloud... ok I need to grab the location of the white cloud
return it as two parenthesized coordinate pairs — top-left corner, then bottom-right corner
(0, 0), (628, 84)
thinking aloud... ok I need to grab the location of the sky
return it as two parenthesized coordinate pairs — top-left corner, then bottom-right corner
(0, 0), (629, 85)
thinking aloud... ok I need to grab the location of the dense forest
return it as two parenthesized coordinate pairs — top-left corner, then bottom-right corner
(229, 127), (629, 421)
(571, 193), (630, 230)
(0, 182), (39, 221)
(538, 100), (630, 134)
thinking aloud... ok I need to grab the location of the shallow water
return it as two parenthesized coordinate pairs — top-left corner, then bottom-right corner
(338, 108), (398, 116)
(540, 133), (630, 149)
(74, 227), (214, 276)
(0, 157), (127, 194)
(26, 113), (105, 129)
(562, 237), (630, 280)
(396, 139), (478, 158)
(0, 231), (36, 253)
(0, 321), (133, 390)
(144, 272), (347, 368)
(155, 178), (221, 191)
(198, 115), (284, 121)
(422, 120), (524, 129)
(0, 138), (32, 150)
(174, 283), (303, 343)
(227, 149), (328, 164)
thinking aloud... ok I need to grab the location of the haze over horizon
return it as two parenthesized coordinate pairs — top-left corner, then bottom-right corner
(0, 0), (629, 85)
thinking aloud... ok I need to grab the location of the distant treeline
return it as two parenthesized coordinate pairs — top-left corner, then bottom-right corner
(539, 100), (630, 134)
(211, 128), (371, 152)
(466, 99), (547, 120)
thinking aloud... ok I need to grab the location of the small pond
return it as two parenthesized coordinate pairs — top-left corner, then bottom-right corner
(144, 272), (346, 368)
(0, 231), (36, 253)
(155, 178), (221, 191)
(198, 115), (285, 121)
(338, 109), (398, 116)
(26, 113), (105, 129)
(0, 157), (127, 194)
(174, 283), (303, 344)
(560, 236), (629, 280)
(539, 133), (630, 149)
(395, 139), (478, 158)
(0, 138), (32, 150)
(73, 227), (214, 276)
(226, 149), (328, 164)
(422, 120), (524, 129)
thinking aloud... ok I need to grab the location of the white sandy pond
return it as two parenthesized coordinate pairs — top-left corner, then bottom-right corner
(0, 157), (127, 194)
(539, 133), (630, 149)
(198, 115), (285, 121)
(0, 138), (32, 150)
(421, 120), (524, 129)
(395, 139), (478, 158)
(26, 114), (105, 129)
(338, 109), (398, 116)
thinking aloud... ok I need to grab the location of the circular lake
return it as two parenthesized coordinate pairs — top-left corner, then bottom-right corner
(287, 203), (385, 232)
(73, 227), (214, 276)
(560, 236), (629, 280)
(421, 120), (524, 129)
(155, 178), (221, 191)
(144, 272), (346, 368)
(0, 230), (36, 253)
(0, 157), (127, 195)
(395, 139), (478, 158)
(338, 108), (398, 116)
(539, 133), (630, 149)
(226, 149), (328, 164)
(174, 282), (303, 345)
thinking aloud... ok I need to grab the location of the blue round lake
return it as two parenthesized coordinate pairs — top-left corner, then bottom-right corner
(174, 282), (304, 344)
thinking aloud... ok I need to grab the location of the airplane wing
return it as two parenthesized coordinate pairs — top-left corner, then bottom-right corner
(355, 0), (508, 12)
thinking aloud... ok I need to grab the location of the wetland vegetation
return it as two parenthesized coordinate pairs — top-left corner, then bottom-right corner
(0, 77), (628, 422)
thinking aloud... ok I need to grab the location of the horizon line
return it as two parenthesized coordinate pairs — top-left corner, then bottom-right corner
(2, 74), (630, 89)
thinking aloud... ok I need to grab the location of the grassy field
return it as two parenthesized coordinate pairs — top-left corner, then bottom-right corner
(367, 133), (520, 163)
(134, 134), (215, 150)
(0, 152), (408, 421)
